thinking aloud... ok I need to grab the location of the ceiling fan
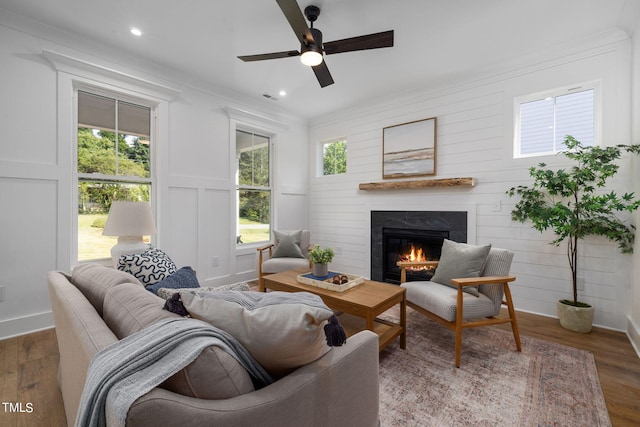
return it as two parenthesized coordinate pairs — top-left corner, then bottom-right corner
(237, 0), (394, 88)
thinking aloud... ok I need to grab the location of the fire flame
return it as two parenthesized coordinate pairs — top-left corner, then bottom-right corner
(399, 244), (435, 271)
(402, 245), (425, 262)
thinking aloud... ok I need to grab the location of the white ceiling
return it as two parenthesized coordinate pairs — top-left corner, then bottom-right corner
(1, 0), (638, 120)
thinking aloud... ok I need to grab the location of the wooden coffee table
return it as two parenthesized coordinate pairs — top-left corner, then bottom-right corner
(263, 269), (406, 351)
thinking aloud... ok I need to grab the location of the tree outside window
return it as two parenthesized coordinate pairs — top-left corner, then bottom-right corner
(322, 139), (347, 175)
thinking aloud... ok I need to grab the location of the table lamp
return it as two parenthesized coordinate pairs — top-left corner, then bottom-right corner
(102, 201), (156, 267)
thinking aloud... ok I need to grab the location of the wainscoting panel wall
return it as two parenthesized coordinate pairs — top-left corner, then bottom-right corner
(309, 31), (633, 330)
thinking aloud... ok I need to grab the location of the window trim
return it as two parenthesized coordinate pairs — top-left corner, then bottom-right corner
(513, 80), (601, 158)
(235, 128), (273, 248)
(226, 107), (285, 255)
(319, 137), (348, 177)
(73, 85), (157, 263)
(44, 50), (177, 268)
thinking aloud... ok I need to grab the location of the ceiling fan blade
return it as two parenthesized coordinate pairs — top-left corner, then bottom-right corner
(323, 30), (394, 55)
(238, 50), (300, 62)
(312, 61), (334, 87)
(275, 0), (316, 45)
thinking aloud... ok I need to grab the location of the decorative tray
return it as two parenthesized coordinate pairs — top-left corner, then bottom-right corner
(296, 271), (364, 292)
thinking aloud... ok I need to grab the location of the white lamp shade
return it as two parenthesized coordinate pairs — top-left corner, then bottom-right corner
(102, 201), (156, 237)
(103, 201), (156, 267)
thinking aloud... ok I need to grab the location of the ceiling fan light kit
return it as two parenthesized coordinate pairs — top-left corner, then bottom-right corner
(300, 47), (323, 66)
(238, 0), (394, 87)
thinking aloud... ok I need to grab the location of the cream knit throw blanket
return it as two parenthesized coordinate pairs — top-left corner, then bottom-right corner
(75, 317), (273, 427)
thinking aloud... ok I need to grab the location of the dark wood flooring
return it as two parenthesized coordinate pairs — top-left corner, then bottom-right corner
(0, 310), (638, 426)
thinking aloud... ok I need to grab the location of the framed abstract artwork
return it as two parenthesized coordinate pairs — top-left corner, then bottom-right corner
(382, 117), (437, 179)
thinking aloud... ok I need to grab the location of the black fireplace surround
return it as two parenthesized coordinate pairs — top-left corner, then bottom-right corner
(370, 211), (467, 284)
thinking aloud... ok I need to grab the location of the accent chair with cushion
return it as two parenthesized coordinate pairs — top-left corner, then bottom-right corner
(399, 239), (521, 367)
(257, 229), (312, 291)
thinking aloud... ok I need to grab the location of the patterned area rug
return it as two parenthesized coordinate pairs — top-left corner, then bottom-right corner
(377, 308), (610, 426)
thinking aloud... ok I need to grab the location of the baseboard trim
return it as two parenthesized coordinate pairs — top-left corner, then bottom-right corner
(627, 315), (640, 359)
(0, 311), (54, 340)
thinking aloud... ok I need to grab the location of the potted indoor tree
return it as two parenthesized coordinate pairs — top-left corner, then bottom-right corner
(308, 245), (335, 277)
(507, 136), (640, 333)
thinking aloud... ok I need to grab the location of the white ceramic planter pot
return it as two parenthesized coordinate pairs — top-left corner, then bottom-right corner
(312, 263), (329, 277)
(557, 300), (594, 333)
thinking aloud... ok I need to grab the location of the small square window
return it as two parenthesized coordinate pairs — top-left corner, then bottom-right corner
(515, 84), (597, 158)
(322, 139), (347, 176)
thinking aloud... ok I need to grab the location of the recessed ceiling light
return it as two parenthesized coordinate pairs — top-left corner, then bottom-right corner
(279, 90), (287, 97)
(130, 27), (143, 36)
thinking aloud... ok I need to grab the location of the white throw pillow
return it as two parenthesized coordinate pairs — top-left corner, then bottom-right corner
(179, 290), (333, 376)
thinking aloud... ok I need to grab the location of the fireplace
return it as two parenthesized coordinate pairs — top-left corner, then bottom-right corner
(371, 211), (467, 284)
(382, 228), (447, 283)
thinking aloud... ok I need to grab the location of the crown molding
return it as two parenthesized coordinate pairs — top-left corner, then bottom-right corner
(42, 49), (181, 101)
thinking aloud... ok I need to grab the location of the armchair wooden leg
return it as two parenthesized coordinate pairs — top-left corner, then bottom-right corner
(455, 287), (464, 368)
(258, 276), (265, 292)
(504, 283), (521, 352)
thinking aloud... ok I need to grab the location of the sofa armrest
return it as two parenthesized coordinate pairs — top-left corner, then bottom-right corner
(127, 330), (380, 427)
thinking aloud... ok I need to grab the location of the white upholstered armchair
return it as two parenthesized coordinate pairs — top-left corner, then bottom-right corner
(399, 240), (521, 367)
(256, 230), (312, 291)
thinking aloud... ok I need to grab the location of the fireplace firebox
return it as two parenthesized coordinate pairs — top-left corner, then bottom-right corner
(382, 228), (447, 284)
(371, 210), (467, 284)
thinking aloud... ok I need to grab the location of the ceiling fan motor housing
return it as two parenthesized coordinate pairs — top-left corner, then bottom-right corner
(304, 27), (323, 50)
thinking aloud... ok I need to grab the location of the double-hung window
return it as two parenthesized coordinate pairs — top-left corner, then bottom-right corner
(76, 90), (154, 261)
(236, 129), (271, 245)
(514, 82), (598, 158)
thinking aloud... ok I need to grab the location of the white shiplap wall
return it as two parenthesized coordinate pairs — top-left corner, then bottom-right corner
(308, 31), (633, 330)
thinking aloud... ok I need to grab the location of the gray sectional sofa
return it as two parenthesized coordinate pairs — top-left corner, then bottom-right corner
(47, 263), (380, 427)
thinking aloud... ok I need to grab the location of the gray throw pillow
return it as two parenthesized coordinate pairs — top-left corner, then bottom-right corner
(430, 239), (491, 296)
(272, 230), (305, 258)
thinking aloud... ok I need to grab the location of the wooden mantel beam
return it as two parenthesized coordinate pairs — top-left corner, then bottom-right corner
(359, 177), (475, 191)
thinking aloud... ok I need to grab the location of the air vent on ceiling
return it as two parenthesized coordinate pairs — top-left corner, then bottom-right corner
(262, 93), (278, 101)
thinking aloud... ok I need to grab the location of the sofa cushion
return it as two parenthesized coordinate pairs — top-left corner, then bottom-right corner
(156, 282), (250, 300)
(430, 239), (491, 296)
(102, 282), (254, 399)
(71, 263), (142, 316)
(401, 280), (496, 322)
(145, 266), (200, 295)
(180, 290), (334, 377)
(117, 248), (177, 285)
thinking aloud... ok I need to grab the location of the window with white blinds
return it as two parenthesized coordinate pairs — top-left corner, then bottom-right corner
(76, 89), (154, 261)
(515, 84), (598, 158)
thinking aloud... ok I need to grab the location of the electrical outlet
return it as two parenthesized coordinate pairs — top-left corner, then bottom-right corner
(211, 256), (219, 267)
(334, 247), (343, 255)
(492, 200), (501, 212)
(0, 285), (4, 302)
(576, 277), (585, 291)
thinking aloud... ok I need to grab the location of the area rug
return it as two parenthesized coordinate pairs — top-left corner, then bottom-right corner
(377, 308), (610, 427)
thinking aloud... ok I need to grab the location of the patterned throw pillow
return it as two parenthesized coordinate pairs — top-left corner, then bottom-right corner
(117, 247), (177, 286)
